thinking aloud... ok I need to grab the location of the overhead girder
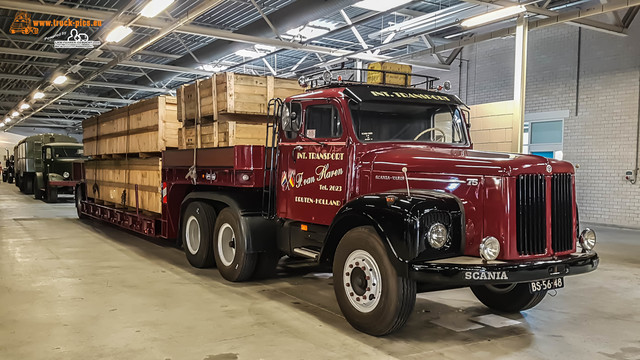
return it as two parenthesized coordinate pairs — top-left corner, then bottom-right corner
(0, 73), (172, 93)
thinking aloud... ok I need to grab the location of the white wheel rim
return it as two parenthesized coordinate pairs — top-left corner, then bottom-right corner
(343, 249), (383, 313)
(217, 223), (236, 267)
(185, 216), (201, 255)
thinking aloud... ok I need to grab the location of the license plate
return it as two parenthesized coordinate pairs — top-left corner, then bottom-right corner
(529, 278), (564, 293)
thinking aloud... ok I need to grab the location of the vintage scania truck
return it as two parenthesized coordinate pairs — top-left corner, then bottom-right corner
(14, 133), (84, 202)
(76, 72), (599, 336)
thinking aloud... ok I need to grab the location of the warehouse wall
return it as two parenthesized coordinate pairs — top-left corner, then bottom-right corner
(431, 20), (640, 228)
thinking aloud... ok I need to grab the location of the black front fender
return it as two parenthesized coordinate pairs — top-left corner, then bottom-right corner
(322, 190), (465, 274)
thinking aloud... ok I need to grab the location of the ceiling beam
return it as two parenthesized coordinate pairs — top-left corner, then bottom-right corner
(400, 0), (640, 60)
(0, 47), (212, 76)
(0, 89), (136, 103)
(0, 73), (173, 93)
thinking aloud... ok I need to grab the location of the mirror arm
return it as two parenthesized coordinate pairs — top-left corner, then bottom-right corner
(299, 133), (327, 147)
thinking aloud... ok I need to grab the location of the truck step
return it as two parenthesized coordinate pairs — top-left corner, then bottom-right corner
(292, 247), (320, 260)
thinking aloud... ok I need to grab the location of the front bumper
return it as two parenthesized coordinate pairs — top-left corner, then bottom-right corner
(48, 180), (78, 187)
(410, 252), (599, 285)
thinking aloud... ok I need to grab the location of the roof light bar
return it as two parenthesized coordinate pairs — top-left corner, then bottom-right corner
(461, 5), (526, 28)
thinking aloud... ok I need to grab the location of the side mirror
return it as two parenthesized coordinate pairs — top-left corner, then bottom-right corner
(462, 109), (471, 128)
(290, 111), (301, 132)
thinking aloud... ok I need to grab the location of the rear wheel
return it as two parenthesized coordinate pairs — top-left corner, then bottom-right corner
(181, 201), (216, 268)
(333, 226), (416, 336)
(24, 175), (33, 195)
(213, 208), (256, 282)
(471, 283), (547, 313)
(75, 186), (87, 219)
(2, 172), (6, 182)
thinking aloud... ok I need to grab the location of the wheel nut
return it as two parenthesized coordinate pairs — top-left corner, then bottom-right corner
(366, 276), (370, 280)
(345, 272), (350, 276)
(350, 292), (354, 296)
(356, 297), (360, 301)
(346, 283), (350, 287)
(366, 287), (370, 291)
(349, 264), (353, 268)
(361, 266), (366, 270)
(355, 262), (359, 266)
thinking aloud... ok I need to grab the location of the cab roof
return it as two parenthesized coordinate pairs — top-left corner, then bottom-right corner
(288, 84), (463, 105)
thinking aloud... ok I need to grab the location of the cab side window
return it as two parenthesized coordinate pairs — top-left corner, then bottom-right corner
(45, 148), (52, 160)
(305, 104), (342, 139)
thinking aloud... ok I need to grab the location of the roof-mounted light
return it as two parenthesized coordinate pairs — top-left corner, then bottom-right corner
(140, 0), (175, 18)
(106, 25), (133, 43)
(33, 91), (45, 100)
(461, 5), (526, 28)
(53, 75), (68, 85)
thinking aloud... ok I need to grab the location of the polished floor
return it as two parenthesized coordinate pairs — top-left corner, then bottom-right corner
(1, 182), (639, 360)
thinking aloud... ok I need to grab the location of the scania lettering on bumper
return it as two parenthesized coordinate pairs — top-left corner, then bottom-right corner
(410, 252), (599, 285)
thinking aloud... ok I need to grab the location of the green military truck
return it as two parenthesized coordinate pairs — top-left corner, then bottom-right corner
(14, 134), (85, 202)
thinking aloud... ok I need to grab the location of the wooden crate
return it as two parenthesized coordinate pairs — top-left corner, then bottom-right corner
(178, 123), (218, 149)
(218, 121), (273, 147)
(85, 157), (162, 214)
(82, 96), (178, 156)
(178, 120), (273, 149)
(178, 73), (301, 122)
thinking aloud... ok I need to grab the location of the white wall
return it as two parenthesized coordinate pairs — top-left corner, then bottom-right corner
(0, 131), (25, 162)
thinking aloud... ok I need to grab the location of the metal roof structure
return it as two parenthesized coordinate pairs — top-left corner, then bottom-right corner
(0, 0), (637, 134)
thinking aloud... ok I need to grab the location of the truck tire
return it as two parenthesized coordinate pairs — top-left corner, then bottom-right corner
(45, 184), (58, 203)
(333, 226), (416, 336)
(75, 186), (87, 219)
(34, 180), (43, 200)
(2, 172), (6, 182)
(8, 174), (13, 184)
(213, 208), (257, 282)
(182, 201), (216, 268)
(24, 175), (34, 195)
(470, 283), (547, 313)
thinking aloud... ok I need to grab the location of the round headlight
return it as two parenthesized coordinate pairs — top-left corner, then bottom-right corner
(579, 228), (596, 251)
(63, 171), (70, 179)
(427, 223), (448, 249)
(480, 236), (500, 261)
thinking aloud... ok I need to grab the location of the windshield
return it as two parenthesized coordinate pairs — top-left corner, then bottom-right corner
(52, 147), (84, 158)
(349, 101), (467, 145)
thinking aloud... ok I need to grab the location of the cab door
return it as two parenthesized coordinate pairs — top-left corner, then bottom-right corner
(276, 99), (349, 226)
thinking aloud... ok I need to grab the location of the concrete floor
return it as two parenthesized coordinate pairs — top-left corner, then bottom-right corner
(1, 183), (639, 360)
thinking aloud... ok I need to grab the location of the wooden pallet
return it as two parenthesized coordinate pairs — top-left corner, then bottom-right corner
(83, 96), (178, 157)
(177, 73), (301, 122)
(84, 157), (162, 214)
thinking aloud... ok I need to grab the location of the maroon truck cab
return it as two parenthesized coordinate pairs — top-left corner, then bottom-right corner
(77, 77), (598, 337)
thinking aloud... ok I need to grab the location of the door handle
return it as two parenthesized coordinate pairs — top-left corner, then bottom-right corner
(292, 145), (303, 163)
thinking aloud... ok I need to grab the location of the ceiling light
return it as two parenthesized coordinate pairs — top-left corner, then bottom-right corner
(20, 103), (30, 110)
(140, 0), (175, 18)
(0, 123), (4, 128)
(199, 64), (228, 72)
(353, 0), (412, 12)
(461, 5), (526, 28)
(106, 25), (133, 43)
(33, 91), (45, 100)
(53, 75), (68, 85)
(11, 111), (19, 117)
(3, 118), (9, 123)
(254, 44), (276, 53)
(234, 49), (262, 59)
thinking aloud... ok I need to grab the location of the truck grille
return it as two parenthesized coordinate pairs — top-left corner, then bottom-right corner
(515, 173), (574, 256)
(516, 174), (547, 255)
(551, 174), (574, 252)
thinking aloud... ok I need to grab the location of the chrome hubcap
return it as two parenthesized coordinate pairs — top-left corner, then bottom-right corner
(185, 216), (201, 255)
(343, 249), (382, 313)
(217, 223), (236, 267)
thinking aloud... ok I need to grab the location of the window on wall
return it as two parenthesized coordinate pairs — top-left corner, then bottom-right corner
(523, 111), (567, 160)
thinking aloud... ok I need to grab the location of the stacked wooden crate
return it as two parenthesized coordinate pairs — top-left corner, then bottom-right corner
(82, 95), (178, 215)
(177, 73), (300, 149)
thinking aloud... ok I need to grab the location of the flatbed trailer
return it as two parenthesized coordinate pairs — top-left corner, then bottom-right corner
(76, 75), (598, 336)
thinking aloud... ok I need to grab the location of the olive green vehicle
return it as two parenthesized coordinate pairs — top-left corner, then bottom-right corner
(14, 134), (85, 202)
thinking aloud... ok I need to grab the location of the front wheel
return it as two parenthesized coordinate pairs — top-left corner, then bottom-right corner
(34, 180), (43, 200)
(45, 184), (58, 203)
(471, 283), (547, 313)
(333, 226), (416, 336)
